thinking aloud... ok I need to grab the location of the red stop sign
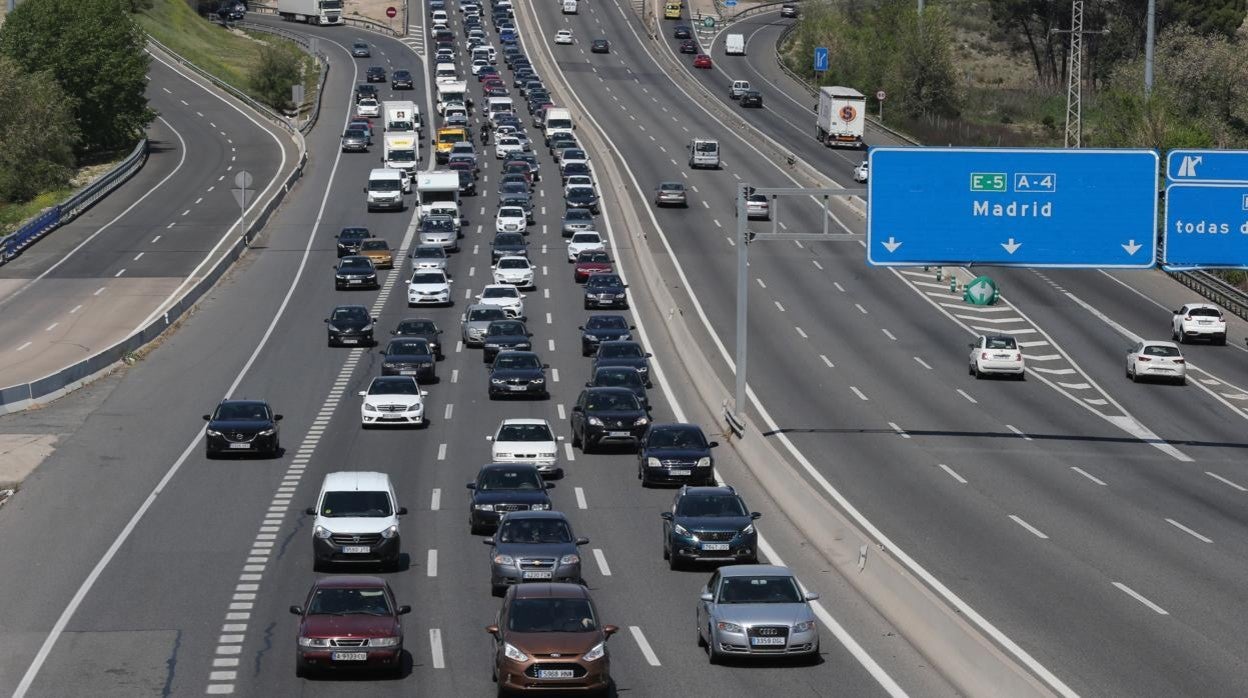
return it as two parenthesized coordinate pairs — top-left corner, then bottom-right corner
(386, 6), (397, 17)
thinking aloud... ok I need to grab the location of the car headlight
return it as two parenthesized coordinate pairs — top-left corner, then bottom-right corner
(560, 554), (580, 565)
(298, 636), (331, 647)
(517, 342), (531, 350)
(633, 416), (649, 426)
(619, 333), (631, 340)
(539, 452), (556, 459)
(530, 378), (544, 384)
(335, 274), (347, 280)
(793, 620), (816, 633)
(362, 324), (373, 332)
(327, 325), (342, 333)
(743, 523), (755, 535)
(615, 293), (626, 299)
(257, 427), (277, 437)
(716, 621), (743, 633)
(371, 636), (401, 647)
(503, 642), (528, 662)
(381, 524), (399, 539)
(647, 457), (661, 469)
(364, 403), (379, 412)
(587, 417), (603, 426)
(313, 525), (332, 539)
(581, 641), (606, 662)
(696, 457), (711, 468)
(493, 554), (515, 565)
(474, 503), (495, 511)
(206, 429), (224, 437)
(491, 378), (506, 385)
(531, 503), (551, 511)
(672, 523), (693, 538)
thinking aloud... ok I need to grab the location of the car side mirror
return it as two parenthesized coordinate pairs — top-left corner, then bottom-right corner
(484, 538), (496, 545)
(557, 435), (565, 441)
(804, 591), (820, 601)
(363, 187), (367, 193)
(629, 325), (636, 330)
(1173, 310), (1180, 315)
(542, 363), (550, 369)
(699, 592), (714, 602)
(486, 435), (494, 442)
(390, 330), (397, 335)
(397, 604), (412, 615)
(466, 483), (477, 489)
(305, 507), (317, 516)
(202, 414), (211, 420)
(323, 318), (329, 323)
(397, 507), (408, 516)
(544, 482), (555, 489)
(968, 343), (976, 348)
(485, 624), (500, 636)
(420, 390), (429, 397)
(289, 605), (304, 615)
(708, 441), (719, 448)
(751, 512), (762, 520)
(603, 624), (618, 637)
(622, 284), (629, 288)
(660, 512), (673, 521)
(645, 353), (653, 358)
(571, 405), (583, 412)
(575, 537), (590, 546)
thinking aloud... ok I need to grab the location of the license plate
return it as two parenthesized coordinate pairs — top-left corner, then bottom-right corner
(332, 652), (368, 661)
(751, 637), (785, 646)
(608, 430), (629, 437)
(670, 469), (691, 476)
(701, 543), (729, 551)
(994, 354), (1010, 359)
(341, 338), (358, 344)
(349, 279), (361, 284)
(509, 385), (528, 391)
(537, 669), (574, 679)
(1199, 320), (1212, 324)
(342, 546), (371, 554)
(598, 300), (613, 306)
(228, 443), (250, 449)
(401, 370), (418, 375)
(523, 570), (552, 579)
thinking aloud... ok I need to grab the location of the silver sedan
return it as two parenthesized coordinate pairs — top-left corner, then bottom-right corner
(696, 564), (819, 664)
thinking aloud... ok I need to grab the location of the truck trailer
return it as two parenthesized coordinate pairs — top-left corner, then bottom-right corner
(816, 86), (866, 149)
(277, 0), (342, 25)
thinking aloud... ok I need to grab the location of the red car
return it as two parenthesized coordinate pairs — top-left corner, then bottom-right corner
(693, 54), (712, 69)
(290, 576), (411, 678)
(502, 160), (535, 185)
(574, 250), (614, 283)
(678, 39), (698, 54)
(484, 83), (509, 97)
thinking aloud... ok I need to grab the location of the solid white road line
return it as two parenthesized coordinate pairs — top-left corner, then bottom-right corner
(849, 387), (868, 401)
(575, 486), (587, 509)
(1166, 518), (1212, 543)
(1009, 515), (1049, 539)
(1071, 467), (1107, 486)
(913, 356), (932, 370)
(1113, 582), (1169, 615)
(938, 464), (967, 484)
(592, 548), (611, 576)
(888, 422), (910, 439)
(629, 626), (661, 666)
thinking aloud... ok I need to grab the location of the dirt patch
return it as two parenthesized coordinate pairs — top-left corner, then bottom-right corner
(0, 434), (58, 489)
(344, 0), (408, 29)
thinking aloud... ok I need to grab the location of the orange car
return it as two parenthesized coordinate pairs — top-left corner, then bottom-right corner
(358, 239), (394, 269)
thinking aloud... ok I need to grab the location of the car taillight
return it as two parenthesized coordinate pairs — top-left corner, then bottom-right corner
(1185, 316), (1192, 321)
(1015, 353), (1022, 361)
(1137, 356), (1151, 362)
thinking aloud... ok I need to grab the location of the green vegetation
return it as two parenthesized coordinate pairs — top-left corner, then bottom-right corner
(0, 55), (78, 206)
(252, 44), (305, 112)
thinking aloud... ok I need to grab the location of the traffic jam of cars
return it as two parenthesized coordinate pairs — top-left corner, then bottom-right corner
(232, 0), (831, 689)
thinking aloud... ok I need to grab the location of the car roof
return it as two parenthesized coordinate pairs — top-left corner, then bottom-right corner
(1141, 340), (1180, 348)
(322, 471), (393, 492)
(312, 575), (388, 589)
(501, 417), (551, 426)
(679, 485), (737, 497)
(332, 304), (369, 312)
(500, 509), (568, 521)
(1184, 302), (1219, 309)
(510, 582), (589, 599)
(718, 564), (793, 578)
(217, 398), (268, 407)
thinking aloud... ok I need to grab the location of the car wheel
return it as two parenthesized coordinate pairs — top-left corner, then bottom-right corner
(662, 541), (670, 560)
(1130, 368), (1138, 383)
(382, 557), (400, 573)
(668, 552), (681, 570)
(582, 437), (594, 454)
(470, 521), (486, 536)
(1178, 375), (1187, 386)
(973, 364), (982, 379)
(205, 446), (216, 460)
(295, 657), (309, 678)
(1016, 372), (1025, 382)
(1217, 335), (1227, 346)
(707, 629), (722, 664)
(572, 428), (582, 448)
(1177, 332), (1186, 344)
(491, 584), (506, 597)
(696, 624), (706, 648)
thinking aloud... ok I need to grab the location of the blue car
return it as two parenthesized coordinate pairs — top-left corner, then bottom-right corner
(500, 29), (517, 44)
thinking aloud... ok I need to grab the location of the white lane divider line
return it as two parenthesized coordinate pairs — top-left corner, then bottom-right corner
(1009, 515), (1049, 539)
(881, 328), (896, 341)
(557, 403), (566, 420)
(888, 422), (910, 439)
(956, 389), (977, 404)
(451, 369), (458, 384)
(575, 486), (587, 509)
(564, 442), (576, 462)
(812, 260), (823, 270)
(1006, 424), (1033, 441)
(444, 403), (454, 420)
(427, 549), (439, 576)
(431, 488), (441, 511)
(1071, 467), (1107, 486)
(794, 326), (807, 339)
(1113, 582), (1169, 615)
(1206, 471), (1247, 492)
(592, 548), (611, 576)
(114, 268), (126, 277)
(938, 464), (967, 484)
(913, 356), (932, 370)
(774, 301), (785, 312)
(849, 386), (868, 401)
(833, 281), (846, 293)
(430, 628), (447, 668)
(16, 342), (32, 351)
(1165, 518), (1212, 543)
(1031, 367), (1077, 375)
(69, 304), (82, 314)
(820, 354), (834, 368)
(437, 443), (447, 461)
(855, 303), (868, 314)
(133, 252), (144, 261)
(756, 278), (766, 288)
(552, 368), (560, 383)
(629, 626), (661, 666)
(45, 323), (58, 332)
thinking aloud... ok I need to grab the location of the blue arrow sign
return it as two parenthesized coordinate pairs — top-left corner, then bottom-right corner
(1163, 150), (1248, 269)
(866, 147), (1159, 268)
(724, 0), (737, 5)
(813, 47), (828, 72)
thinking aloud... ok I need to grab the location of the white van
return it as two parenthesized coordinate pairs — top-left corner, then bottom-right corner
(725, 33), (745, 55)
(366, 168), (407, 211)
(434, 62), (458, 84)
(562, 0), (577, 13)
(487, 96), (515, 121)
(688, 137), (720, 169)
(543, 107), (574, 143)
(472, 44), (496, 64)
(308, 471), (407, 571)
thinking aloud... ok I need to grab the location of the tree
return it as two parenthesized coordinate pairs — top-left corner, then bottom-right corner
(986, 0), (1070, 86)
(250, 44), (302, 111)
(0, 56), (80, 203)
(0, 0), (154, 156)
(894, 7), (961, 118)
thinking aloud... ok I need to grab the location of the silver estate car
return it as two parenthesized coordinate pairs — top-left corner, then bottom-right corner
(696, 565), (820, 664)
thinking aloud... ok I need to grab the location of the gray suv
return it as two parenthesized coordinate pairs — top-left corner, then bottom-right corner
(485, 511), (588, 596)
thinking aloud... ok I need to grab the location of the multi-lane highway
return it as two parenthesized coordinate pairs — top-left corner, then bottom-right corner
(4, 1), (1248, 696)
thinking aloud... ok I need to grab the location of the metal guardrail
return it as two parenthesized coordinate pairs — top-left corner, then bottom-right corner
(249, 3), (403, 36)
(0, 139), (148, 266)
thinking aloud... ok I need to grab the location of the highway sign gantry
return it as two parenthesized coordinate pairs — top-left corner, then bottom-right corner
(1163, 150), (1248, 270)
(866, 147), (1159, 268)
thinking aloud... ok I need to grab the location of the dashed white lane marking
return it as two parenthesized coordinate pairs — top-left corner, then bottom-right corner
(552, 368), (560, 383)
(592, 548), (611, 576)
(1166, 518), (1212, 543)
(546, 312), (552, 324)
(756, 278), (766, 288)
(913, 356), (932, 370)
(1010, 515), (1049, 539)
(451, 369), (459, 384)
(557, 403), (566, 420)
(431, 488), (441, 511)
(938, 463), (967, 484)
(152, 235), (162, 243)
(629, 626), (662, 666)
(430, 628), (447, 668)
(179, 99), (188, 105)
(114, 269), (126, 277)
(1071, 467), (1107, 486)
(833, 282), (846, 293)
(44, 323), (58, 332)
(444, 403), (454, 420)
(16, 342), (31, 352)
(888, 422), (910, 439)
(575, 486), (587, 509)
(820, 355), (834, 368)
(850, 387), (868, 401)
(956, 389), (977, 404)
(166, 222), (175, 229)
(812, 260), (823, 270)
(195, 197), (203, 204)
(69, 305), (82, 314)
(564, 442), (575, 462)
(1006, 424), (1032, 441)
(93, 287), (106, 296)
(162, 87), (172, 94)
(427, 549), (439, 576)
(437, 443), (447, 460)
(794, 326), (807, 338)
(181, 209), (190, 216)
(881, 328), (896, 341)
(1206, 471), (1247, 491)
(774, 301), (785, 312)
(133, 252), (144, 261)
(1113, 582), (1169, 615)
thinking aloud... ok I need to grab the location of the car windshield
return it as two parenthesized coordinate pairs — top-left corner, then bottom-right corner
(579, 252), (610, 264)
(571, 233), (600, 244)
(478, 466), (543, 490)
(500, 183), (527, 195)
(469, 308), (507, 322)
(499, 517), (570, 543)
(360, 240), (388, 251)
(388, 339), (429, 355)
(566, 209), (592, 222)
(368, 377), (420, 395)
(502, 197), (529, 208)
(340, 258), (372, 270)
(600, 343), (642, 358)
(586, 315), (627, 330)
(395, 70), (410, 79)
(495, 354), (540, 370)
(345, 129), (367, 138)
(568, 189), (595, 200)
(660, 182), (683, 191)
(411, 272), (445, 284)
(984, 337), (1017, 350)
(495, 233), (524, 245)
(1143, 344), (1181, 357)
(595, 369), (641, 388)
(213, 403), (268, 421)
(318, 490), (393, 518)
(586, 391), (640, 411)
(507, 598), (597, 632)
(498, 258), (529, 270)
(497, 423), (554, 442)
(371, 179), (400, 192)
(413, 247), (444, 259)
(331, 308), (368, 323)
(648, 426), (707, 449)
(483, 287), (519, 299)
(586, 275), (622, 288)
(306, 587), (392, 616)
(423, 218), (455, 232)
(340, 229), (370, 240)
(676, 494), (746, 517)
(488, 321), (526, 336)
(398, 320), (437, 333)
(718, 575), (803, 604)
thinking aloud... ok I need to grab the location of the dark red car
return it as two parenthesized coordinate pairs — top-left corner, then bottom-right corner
(290, 576), (411, 678)
(502, 160), (535, 186)
(693, 54), (712, 69)
(678, 39), (698, 54)
(485, 84), (509, 97)
(573, 250), (613, 283)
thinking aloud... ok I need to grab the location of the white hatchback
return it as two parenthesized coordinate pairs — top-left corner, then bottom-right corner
(475, 284), (526, 318)
(1127, 340), (1186, 384)
(853, 160), (869, 183)
(969, 334), (1025, 379)
(407, 269), (453, 307)
(488, 418), (563, 476)
(492, 256), (536, 288)
(471, 58), (490, 75)
(566, 231), (605, 262)
(495, 206), (528, 234)
(554, 29), (574, 44)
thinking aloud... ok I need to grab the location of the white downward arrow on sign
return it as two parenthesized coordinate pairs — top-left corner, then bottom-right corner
(1122, 240), (1142, 255)
(1001, 238), (1022, 254)
(882, 236), (902, 253)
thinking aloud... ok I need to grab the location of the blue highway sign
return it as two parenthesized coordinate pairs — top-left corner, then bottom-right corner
(1163, 150), (1248, 269)
(813, 47), (828, 72)
(866, 147), (1159, 268)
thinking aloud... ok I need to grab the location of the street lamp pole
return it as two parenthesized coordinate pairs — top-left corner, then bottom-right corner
(1143, 0), (1156, 98)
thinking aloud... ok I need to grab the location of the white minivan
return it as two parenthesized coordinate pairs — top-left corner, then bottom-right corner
(472, 44), (496, 64)
(307, 471), (407, 571)
(366, 168), (408, 211)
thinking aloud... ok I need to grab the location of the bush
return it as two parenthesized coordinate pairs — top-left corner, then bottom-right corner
(0, 55), (79, 203)
(250, 44), (303, 112)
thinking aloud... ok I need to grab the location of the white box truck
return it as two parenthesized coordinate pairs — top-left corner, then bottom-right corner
(543, 107), (574, 145)
(436, 81), (468, 114)
(725, 33), (745, 55)
(277, 0), (342, 25)
(384, 100), (420, 134)
(416, 171), (461, 226)
(383, 133), (419, 172)
(816, 86), (866, 149)
(562, 0), (577, 13)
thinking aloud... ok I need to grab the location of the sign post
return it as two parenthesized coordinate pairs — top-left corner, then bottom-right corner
(386, 5), (396, 33)
(231, 170), (254, 247)
(866, 147), (1159, 268)
(1163, 150), (1248, 269)
(876, 89), (886, 120)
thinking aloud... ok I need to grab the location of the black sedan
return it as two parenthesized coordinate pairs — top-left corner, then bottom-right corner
(678, 39), (698, 54)
(590, 38), (610, 53)
(325, 305), (376, 347)
(579, 314), (634, 355)
(586, 365), (649, 412)
(661, 485), (759, 569)
(636, 423), (718, 487)
(482, 319), (533, 363)
(591, 340), (652, 386)
(335, 226), (372, 257)
(392, 318), (444, 358)
(565, 187), (600, 215)
(380, 337), (437, 382)
(583, 272), (628, 310)
(570, 387), (649, 453)
(488, 350), (549, 399)
(673, 24), (691, 39)
(334, 255), (379, 290)
(740, 89), (763, 108)
(355, 83), (379, 102)
(203, 399), (282, 458)
(467, 463), (555, 534)
(391, 69), (414, 89)
(366, 65), (387, 82)
(491, 232), (530, 262)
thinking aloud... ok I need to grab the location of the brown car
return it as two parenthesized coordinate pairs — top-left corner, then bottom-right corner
(487, 583), (617, 693)
(359, 238), (394, 269)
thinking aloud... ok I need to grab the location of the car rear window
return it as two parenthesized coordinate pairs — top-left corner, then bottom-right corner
(508, 598), (596, 632)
